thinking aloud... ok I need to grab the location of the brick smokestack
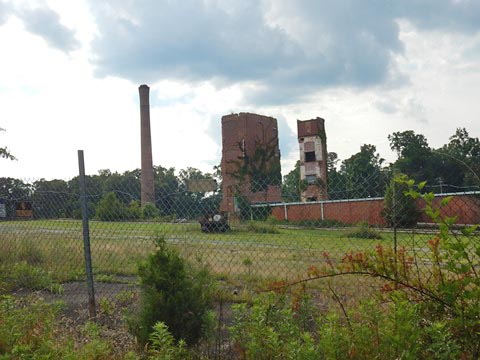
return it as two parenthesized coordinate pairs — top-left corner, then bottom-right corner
(139, 84), (155, 206)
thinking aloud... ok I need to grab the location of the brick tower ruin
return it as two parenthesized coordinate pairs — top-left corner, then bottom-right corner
(297, 117), (328, 201)
(220, 113), (282, 214)
(138, 84), (155, 206)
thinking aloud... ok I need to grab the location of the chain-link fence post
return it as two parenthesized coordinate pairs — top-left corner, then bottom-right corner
(78, 150), (96, 319)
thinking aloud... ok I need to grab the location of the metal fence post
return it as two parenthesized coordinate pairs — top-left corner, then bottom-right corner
(78, 150), (96, 319)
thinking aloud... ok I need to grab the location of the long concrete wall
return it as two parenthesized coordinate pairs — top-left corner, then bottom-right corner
(268, 192), (480, 226)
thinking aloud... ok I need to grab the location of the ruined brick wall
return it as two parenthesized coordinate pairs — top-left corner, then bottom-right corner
(270, 194), (480, 226)
(220, 113), (282, 213)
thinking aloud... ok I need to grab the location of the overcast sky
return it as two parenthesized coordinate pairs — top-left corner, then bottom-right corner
(1, 0), (480, 180)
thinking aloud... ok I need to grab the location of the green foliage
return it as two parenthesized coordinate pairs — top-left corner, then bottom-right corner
(131, 236), (214, 346)
(310, 176), (480, 358)
(439, 127), (480, 187)
(0, 261), (63, 294)
(0, 295), (62, 357)
(229, 289), (464, 359)
(148, 322), (190, 360)
(74, 321), (113, 359)
(281, 161), (301, 202)
(98, 297), (117, 317)
(234, 194), (253, 221)
(127, 200), (143, 220)
(340, 144), (386, 198)
(389, 130), (433, 183)
(230, 292), (318, 359)
(0, 296), (117, 359)
(143, 202), (160, 219)
(346, 221), (383, 239)
(95, 193), (161, 221)
(32, 179), (72, 218)
(250, 205), (272, 221)
(95, 192), (128, 221)
(383, 173), (420, 228)
(242, 257), (253, 267)
(319, 294), (462, 360)
(265, 214), (278, 224)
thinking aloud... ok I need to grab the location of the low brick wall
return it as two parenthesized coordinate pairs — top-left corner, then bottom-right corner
(269, 193), (480, 226)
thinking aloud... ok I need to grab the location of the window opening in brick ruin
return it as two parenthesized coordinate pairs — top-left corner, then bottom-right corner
(305, 151), (316, 162)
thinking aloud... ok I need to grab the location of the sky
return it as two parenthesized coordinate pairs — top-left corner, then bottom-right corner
(1, 0), (480, 180)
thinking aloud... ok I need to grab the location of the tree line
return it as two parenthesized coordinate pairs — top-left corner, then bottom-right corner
(0, 166), (221, 220)
(1, 127), (478, 220)
(283, 128), (480, 201)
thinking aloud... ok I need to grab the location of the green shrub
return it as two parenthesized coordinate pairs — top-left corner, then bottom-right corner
(346, 221), (383, 239)
(229, 290), (463, 359)
(95, 192), (128, 221)
(383, 174), (420, 228)
(265, 214), (278, 224)
(315, 177), (479, 357)
(0, 295), (62, 356)
(130, 236), (214, 346)
(230, 292), (318, 359)
(148, 322), (191, 359)
(127, 200), (143, 220)
(142, 202), (160, 219)
(0, 296), (118, 359)
(0, 261), (62, 294)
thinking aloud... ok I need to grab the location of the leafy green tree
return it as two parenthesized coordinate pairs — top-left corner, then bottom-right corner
(327, 152), (348, 200)
(340, 144), (386, 198)
(388, 130), (434, 183)
(127, 200), (143, 220)
(142, 202), (159, 219)
(95, 192), (128, 221)
(67, 174), (104, 219)
(281, 161), (301, 202)
(0, 178), (31, 199)
(383, 174), (420, 228)
(154, 165), (179, 216)
(101, 169), (140, 205)
(32, 179), (72, 218)
(0, 178), (31, 218)
(436, 128), (480, 190)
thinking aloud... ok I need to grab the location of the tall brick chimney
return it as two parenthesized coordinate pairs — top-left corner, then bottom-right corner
(139, 84), (155, 206)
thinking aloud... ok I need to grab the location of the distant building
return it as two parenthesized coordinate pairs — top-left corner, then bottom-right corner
(297, 118), (328, 201)
(220, 113), (282, 214)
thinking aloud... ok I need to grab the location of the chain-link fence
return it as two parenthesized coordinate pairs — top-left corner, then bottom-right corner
(1, 162), (479, 322)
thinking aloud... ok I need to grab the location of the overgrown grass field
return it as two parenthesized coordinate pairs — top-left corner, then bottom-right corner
(0, 219), (445, 287)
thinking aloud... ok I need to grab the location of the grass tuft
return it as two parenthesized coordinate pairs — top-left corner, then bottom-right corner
(346, 222), (383, 240)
